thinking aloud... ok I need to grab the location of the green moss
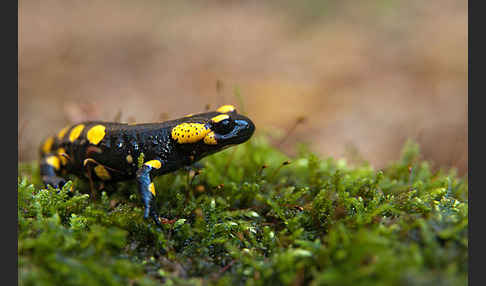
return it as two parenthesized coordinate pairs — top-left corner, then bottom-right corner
(18, 138), (467, 285)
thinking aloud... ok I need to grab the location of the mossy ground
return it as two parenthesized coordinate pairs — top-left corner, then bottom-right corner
(18, 137), (468, 286)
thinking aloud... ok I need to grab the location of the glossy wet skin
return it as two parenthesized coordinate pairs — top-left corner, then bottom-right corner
(171, 111), (255, 160)
(40, 106), (255, 179)
(210, 113), (255, 145)
(39, 105), (255, 226)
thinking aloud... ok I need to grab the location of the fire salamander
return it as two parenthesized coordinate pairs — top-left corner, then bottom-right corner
(39, 105), (255, 226)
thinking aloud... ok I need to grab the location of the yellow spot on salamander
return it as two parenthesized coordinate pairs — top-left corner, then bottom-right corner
(46, 155), (60, 170)
(211, 114), (230, 123)
(86, 125), (106, 145)
(57, 148), (68, 165)
(204, 131), (217, 145)
(171, 123), (211, 144)
(144, 160), (162, 169)
(69, 124), (85, 142)
(57, 126), (70, 140)
(42, 137), (54, 154)
(216, 105), (236, 113)
(184, 113), (194, 117)
(149, 182), (156, 196)
(94, 165), (111, 181)
(126, 154), (133, 164)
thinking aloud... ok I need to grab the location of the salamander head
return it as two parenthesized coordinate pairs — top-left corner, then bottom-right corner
(170, 105), (255, 156)
(206, 112), (255, 146)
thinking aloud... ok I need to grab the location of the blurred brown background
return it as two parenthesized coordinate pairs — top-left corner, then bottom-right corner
(19, 0), (468, 174)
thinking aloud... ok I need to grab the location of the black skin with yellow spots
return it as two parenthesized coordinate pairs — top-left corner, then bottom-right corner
(39, 106), (255, 226)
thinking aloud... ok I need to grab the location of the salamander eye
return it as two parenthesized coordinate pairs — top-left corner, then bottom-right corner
(213, 118), (235, 134)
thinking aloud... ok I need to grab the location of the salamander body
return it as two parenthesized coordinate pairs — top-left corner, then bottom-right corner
(39, 105), (255, 225)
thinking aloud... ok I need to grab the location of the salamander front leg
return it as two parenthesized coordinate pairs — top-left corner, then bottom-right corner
(40, 155), (66, 189)
(136, 159), (164, 227)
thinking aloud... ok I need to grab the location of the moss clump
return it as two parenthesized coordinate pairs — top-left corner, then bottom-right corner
(18, 138), (467, 286)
